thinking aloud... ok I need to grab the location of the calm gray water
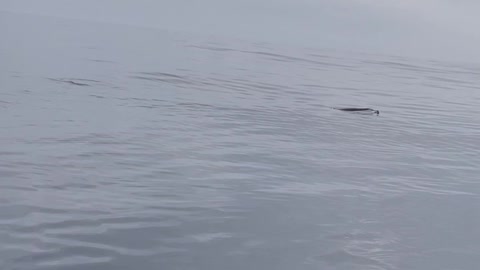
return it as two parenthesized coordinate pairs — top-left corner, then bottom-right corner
(1, 12), (480, 270)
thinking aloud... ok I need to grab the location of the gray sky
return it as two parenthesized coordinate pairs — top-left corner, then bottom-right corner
(1, 0), (480, 61)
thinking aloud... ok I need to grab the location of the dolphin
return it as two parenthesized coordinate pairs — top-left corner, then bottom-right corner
(333, 107), (379, 115)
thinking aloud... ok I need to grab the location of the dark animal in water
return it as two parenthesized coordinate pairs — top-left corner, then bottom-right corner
(334, 107), (379, 115)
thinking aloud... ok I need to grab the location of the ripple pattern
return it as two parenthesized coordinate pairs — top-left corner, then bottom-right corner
(1, 12), (480, 270)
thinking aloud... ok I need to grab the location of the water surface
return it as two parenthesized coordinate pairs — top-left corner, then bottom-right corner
(1, 12), (480, 270)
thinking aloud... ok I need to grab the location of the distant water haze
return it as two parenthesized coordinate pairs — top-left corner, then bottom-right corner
(1, 0), (480, 62)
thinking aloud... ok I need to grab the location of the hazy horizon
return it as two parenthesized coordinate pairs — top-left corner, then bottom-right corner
(1, 0), (480, 63)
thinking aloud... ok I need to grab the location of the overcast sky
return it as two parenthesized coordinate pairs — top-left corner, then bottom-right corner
(1, 0), (480, 61)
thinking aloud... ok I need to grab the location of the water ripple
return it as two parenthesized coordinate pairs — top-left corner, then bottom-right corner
(2, 13), (480, 270)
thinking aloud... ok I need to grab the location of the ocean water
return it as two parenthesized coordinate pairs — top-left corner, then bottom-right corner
(1, 12), (480, 270)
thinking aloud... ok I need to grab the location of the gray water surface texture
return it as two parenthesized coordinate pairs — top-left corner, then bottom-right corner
(1, 13), (480, 270)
